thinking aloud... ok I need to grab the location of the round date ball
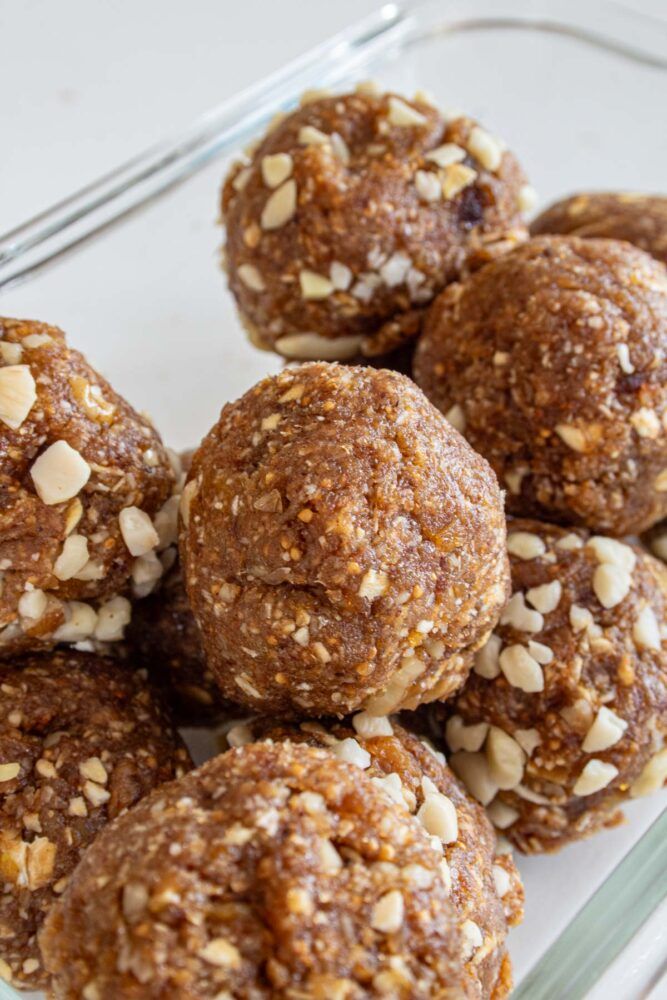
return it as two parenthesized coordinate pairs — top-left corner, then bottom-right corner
(531, 192), (667, 266)
(226, 716), (524, 999)
(222, 84), (529, 363)
(180, 363), (510, 717)
(435, 519), (667, 853)
(0, 317), (177, 656)
(0, 650), (191, 989)
(413, 236), (667, 536)
(42, 742), (465, 999)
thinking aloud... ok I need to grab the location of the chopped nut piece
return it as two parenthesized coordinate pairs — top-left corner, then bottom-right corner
(387, 96), (427, 127)
(238, 263), (266, 292)
(119, 506), (160, 557)
(300, 270), (334, 300)
(53, 534), (89, 581)
(0, 365), (37, 430)
(260, 179), (297, 230)
(199, 938), (242, 969)
(370, 889), (405, 932)
(592, 563), (632, 609)
(441, 163), (477, 200)
(507, 532), (546, 560)
(499, 644), (544, 693)
(30, 440), (91, 505)
(486, 727), (525, 790)
(582, 707), (628, 753)
(467, 126), (503, 170)
(261, 152), (293, 188)
(573, 759), (619, 796)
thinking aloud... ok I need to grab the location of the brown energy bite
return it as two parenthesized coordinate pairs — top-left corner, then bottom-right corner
(531, 192), (667, 266)
(0, 317), (177, 656)
(221, 84), (529, 363)
(126, 562), (228, 726)
(413, 236), (667, 536)
(433, 519), (667, 854)
(226, 716), (523, 999)
(180, 363), (510, 717)
(42, 741), (465, 999)
(0, 650), (191, 990)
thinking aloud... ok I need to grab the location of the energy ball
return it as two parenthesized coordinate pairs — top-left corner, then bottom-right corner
(42, 742), (464, 999)
(222, 85), (529, 363)
(226, 716), (524, 998)
(0, 317), (177, 656)
(413, 236), (667, 536)
(127, 562), (228, 726)
(180, 363), (510, 716)
(0, 651), (191, 989)
(435, 519), (667, 853)
(531, 192), (667, 266)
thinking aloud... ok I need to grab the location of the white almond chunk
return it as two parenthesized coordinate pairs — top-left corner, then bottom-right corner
(425, 143), (466, 167)
(415, 170), (441, 202)
(22, 333), (52, 349)
(94, 596), (132, 642)
(275, 332), (362, 361)
(299, 270), (334, 300)
(153, 495), (180, 550)
(499, 645), (544, 693)
(507, 532), (546, 560)
(630, 407), (660, 438)
(83, 780), (111, 807)
(517, 184), (538, 214)
(582, 707), (628, 753)
(371, 890), (404, 933)
(555, 423), (587, 452)
(74, 559), (105, 582)
(525, 580), (561, 614)
(586, 537), (636, 572)
(298, 125), (330, 146)
(445, 715), (489, 753)
(261, 179), (297, 230)
(487, 799), (520, 829)
(358, 568), (389, 600)
(449, 751), (498, 805)
(500, 593), (544, 633)
(352, 712), (393, 738)
(355, 79), (382, 96)
(238, 264), (265, 292)
(0, 763), (20, 782)
(79, 757), (108, 784)
(199, 938), (242, 969)
(492, 864), (511, 897)
(467, 126), (503, 170)
(330, 132), (350, 164)
(261, 152), (293, 188)
(231, 166), (252, 192)
(573, 759), (618, 796)
(630, 748), (667, 797)
(53, 602), (98, 642)
(0, 341), (22, 364)
(556, 533), (584, 551)
(616, 343), (634, 374)
(592, 563), (632, 609)
(53, 534), (89, 581)
(119, 506), (159, 557)
(329, 261), (353, 290)
(0, 365), (37, 430)
(527, 640), (553, 665)
(633, 605), (661, 650)
(460, 919), (483, 960)
(31, 441), (91, 505)
(441, 163), (477, 200)
(486, 727), (525, 790)
(179, 479), (198, 527)
(474, 634), (501, 679)
(387, 97), (427, 127)
(334, 737), (371, 769)
(379, 251), (411, 288)
(514, 728), (542, 756)
(444, 403), (465, 433)
(439, 857), (452, 893)
(417, 792), (458, 843)
(569, 604), (593, 632)
(18, 589), (47, 621)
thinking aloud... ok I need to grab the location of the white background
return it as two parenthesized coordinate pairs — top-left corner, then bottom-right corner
(1, 1), (666, 998)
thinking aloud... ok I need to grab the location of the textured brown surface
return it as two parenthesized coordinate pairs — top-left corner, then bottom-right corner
(413, 236), (667, 536)
(531, 192), (667, 265)
(434, 519), (667, 853)
(0, 317), (176, 656)
(42, 742), (466, 999)
(127, 563), (228, 726)
(0, 651), (191, 989)
(180, 363), (509, 717)
(222, 87), (528, 361)
(227, 718), (523, 999)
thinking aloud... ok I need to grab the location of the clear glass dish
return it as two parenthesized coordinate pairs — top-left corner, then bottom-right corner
(1, 2), (666, 997)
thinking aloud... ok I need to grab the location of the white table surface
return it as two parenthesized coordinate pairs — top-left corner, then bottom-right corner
(1, 2), (666, 998)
